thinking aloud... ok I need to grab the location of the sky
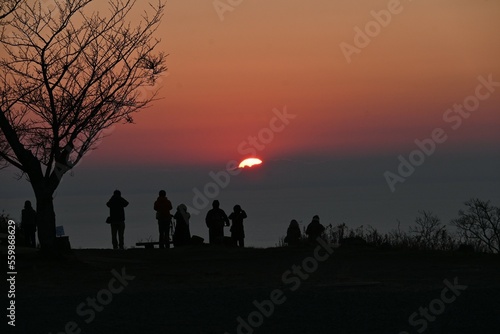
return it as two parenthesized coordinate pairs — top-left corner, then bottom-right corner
(1, 0), (499, 248)
(85, 0), (500, 165)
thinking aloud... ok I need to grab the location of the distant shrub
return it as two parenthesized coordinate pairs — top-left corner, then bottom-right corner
(277, 199), (500, 254)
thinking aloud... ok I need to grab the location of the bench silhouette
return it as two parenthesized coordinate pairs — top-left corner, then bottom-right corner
(135, 235), (205, 249)
(135, 242), (161, 249)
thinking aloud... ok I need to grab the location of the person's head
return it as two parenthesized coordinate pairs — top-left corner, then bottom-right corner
(290, 219), (299, 228)
(178, 204), (187, 212)
(212, 200), (220, 209)
(113, 190), (121, 197)
(312, 215), (320, 222)
(159, 190), (166, 197)
(24, 200), (32, 209)
(233, 204), (241, 212)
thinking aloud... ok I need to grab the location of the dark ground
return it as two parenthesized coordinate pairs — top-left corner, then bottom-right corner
(5, 244), (500, 334)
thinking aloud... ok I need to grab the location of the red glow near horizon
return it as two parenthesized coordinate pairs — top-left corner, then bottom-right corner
(81, 1), (500, 166)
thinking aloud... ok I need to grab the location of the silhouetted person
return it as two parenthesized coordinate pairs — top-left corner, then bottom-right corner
(306, 215), (325, 243)
(284, 219), (301, 246)
(173, 204), (191, 247)
(205, 200), (229, 245)
(106, 190), (129, 250)
(21, 200), (37, 248)
(228, 205), (247, 247)
(154, 190), (173, 249)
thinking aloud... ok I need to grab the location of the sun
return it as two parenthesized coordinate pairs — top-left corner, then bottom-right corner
(238, 158), (263, 168)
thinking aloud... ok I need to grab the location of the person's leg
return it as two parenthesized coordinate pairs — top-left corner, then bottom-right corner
(30, 230), (37, 247)
(24, 229), (30, 247)
(209, 228), (214, 245)
(118, 223), (125, 249)
(165, 222), (170, 249)
(239, 238), (244, 248)
(216, 226), (224, 245)
(111, 224), (118, 249)
(158, 222), (165, 248)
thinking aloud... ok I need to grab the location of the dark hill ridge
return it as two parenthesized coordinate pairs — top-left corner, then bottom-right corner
(11, 246), (500, 333)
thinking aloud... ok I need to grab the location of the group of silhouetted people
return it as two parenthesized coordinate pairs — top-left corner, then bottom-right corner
(205, 200), (247, 247)
(17, 192), (321, 250)
(106, 190), (248, 250)
(152, 190), (192, 249)
(284, 215), (326, 246)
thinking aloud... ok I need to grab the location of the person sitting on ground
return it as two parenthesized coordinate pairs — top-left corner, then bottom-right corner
(306, 215), (325, 243)
(173, 204), (191, 247)
(284, 219), (301, 246)
(228, 205), (247, 247)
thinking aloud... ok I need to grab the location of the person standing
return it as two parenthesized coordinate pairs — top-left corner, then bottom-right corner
(154, 190), (173, 249)
(205, 200), (229, 245)
(173, 204), (191, 247)
(107, 190), (129, 250)
(284, 219), (301, 246)
(228, 205), (247, 247)
(306, 215), (325, 243)
(21, 200), (37, 248)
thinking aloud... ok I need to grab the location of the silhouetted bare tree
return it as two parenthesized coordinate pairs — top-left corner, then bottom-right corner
(452, 198), (500, 253)
(0, 0), (21, 21)
(410, 211), (448, 250)
(0, 0), (167, 252)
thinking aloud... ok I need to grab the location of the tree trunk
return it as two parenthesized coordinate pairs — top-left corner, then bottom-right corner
(34, 185), (57, 253)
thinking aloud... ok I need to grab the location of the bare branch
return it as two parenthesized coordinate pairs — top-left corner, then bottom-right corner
(1, 0), (167, 184)
(452, 198), (500, 253)
(0, 0), (21, 22)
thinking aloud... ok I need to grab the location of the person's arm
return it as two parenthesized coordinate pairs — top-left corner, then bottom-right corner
(222, 210), (229, 225)
(242, 211), (247, 219)
(122, 198), (129, 207)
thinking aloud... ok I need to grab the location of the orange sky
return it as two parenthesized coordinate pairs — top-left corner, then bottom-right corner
(76, 0), (500, 166)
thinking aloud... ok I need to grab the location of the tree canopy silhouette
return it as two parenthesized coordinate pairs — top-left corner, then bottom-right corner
(0, 0), (21, 21)
(0, 0), (167, 252)
(452, 198), (500, 253)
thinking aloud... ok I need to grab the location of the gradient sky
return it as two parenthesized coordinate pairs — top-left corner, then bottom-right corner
(1, 0), (499, 248)
(82, 0), (500, 166)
